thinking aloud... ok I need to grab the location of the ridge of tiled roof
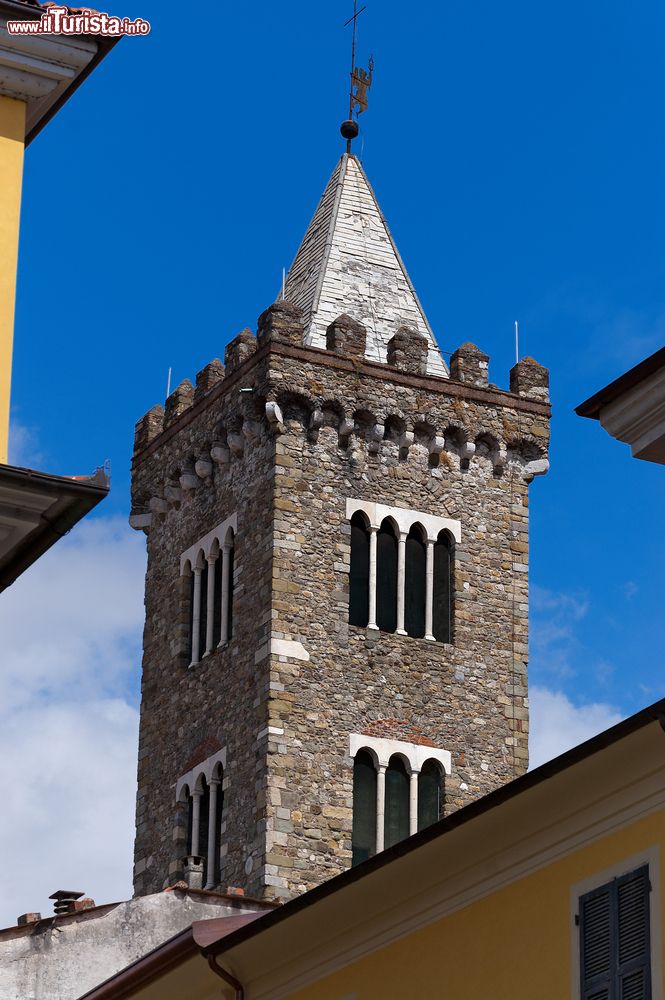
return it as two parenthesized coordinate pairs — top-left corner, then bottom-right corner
(283, 152), (448, 377)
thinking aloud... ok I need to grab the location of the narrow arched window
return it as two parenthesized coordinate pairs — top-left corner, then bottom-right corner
(384, 755), (409, 849)
(376, 519), (397, 633)
(227, 536), (235, 640)
(349, 512), (370, 627)
(198, 561), (209, 660)
(433, 530), (453, 643)
(418, 760), (442, 830)
(213, 553), (222, 648)
(184, 785), (193, 855)
(404, 525), (426, 638)
(352, 750), (377, 866)
(198, 776), (210, 864)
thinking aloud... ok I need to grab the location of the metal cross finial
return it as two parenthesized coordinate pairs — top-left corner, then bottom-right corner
(341, 2), (373, 151)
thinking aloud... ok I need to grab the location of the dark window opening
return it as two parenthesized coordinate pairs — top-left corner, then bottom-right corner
(352, 750), (377, 866)
(433, 531), (452, 644)
(376, 520), (398, 633)
(227, 543), (235, 640)
(418, 760), (442, 831)
(349, 513), (370, 627)
(384, 755), (409, 849)
(404, 526), (426, 638)
(212, 555), (222, 648)
(188, 573), (195, 657)
(198, 777), (210, 864)
(198, 562), (209, 657)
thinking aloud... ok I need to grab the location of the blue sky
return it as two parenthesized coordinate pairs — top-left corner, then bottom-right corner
(2, 0), (664, 920)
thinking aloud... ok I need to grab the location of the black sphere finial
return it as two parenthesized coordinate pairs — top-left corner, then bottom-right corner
(340, 119), (359, 142)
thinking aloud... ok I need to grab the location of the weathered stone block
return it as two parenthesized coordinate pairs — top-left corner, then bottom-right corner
(387, 325), (428, 374)
(326, 314), (367, 359)
(257, 301), (304, 348)
(450, 342), (490, 387)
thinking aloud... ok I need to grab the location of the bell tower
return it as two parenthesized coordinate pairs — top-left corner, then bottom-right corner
(129, 147), (550, 901)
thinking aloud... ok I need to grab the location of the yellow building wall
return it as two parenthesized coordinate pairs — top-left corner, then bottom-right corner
(0, 95), (26, 465)
(289, 811), (665, 1000)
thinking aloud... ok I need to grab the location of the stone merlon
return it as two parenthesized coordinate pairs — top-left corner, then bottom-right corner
(510, 356), (550, 403)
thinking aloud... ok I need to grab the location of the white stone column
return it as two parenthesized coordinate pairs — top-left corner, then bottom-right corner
(191, 568), (203, 665)
(204, 555), (216, 656)
(218, 543), (231, 646)
(368, 526), (379, 630)
(410, 769), (420, 836)
(191, 788), (203, 857)
(425, 538), (435, 642)
(376, 764), (386, 853)
(397, 531), (407, 635)
(205, 778), (220, 888)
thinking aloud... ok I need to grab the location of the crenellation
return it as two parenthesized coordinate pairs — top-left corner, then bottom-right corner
(450, 342), (490, 387)
(258, 301), (304, 348)
(134, 404), (164, 453)
(195, 358), (224, 402)
(510, 356), (550, 402)
(225, 329), (257, 374)
(387, 325), (429, 374)
(326, 313), (367, 359)
(164, 379), (194, 427)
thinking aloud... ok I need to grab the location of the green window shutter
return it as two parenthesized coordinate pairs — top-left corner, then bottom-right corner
(616, 867), (651, 999)
(580, 865), (651, 1000)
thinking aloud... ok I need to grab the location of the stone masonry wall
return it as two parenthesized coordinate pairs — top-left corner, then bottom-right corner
(130, 303), (550, 901)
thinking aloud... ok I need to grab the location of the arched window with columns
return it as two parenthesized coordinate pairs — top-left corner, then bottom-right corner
(376, 518), (398, 633)
(349, 511), (370, 627)
(349, 734), (451, 865)
(176, 752), (225, 889)
(404, 523), (426, 639)
(351, 749), (377, 865)
(345, 500), (460, 644)
(180, 515), (237, 666)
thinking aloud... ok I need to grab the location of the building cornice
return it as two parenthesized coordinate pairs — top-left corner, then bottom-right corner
(0, 2), (119, 143)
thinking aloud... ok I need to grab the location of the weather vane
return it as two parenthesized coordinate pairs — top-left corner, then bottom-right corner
(341, 1), (374, 151)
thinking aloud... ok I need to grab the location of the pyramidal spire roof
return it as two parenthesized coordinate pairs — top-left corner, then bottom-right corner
(283, 153), (448, 378)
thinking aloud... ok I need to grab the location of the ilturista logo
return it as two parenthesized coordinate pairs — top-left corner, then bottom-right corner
(6, 6), (151, 36)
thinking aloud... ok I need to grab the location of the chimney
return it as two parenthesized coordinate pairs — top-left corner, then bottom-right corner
(48, 890), (95, 916)
(17, 913), (41, 926)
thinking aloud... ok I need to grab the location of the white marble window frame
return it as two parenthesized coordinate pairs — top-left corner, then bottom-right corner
(180, 512), (237, 574)
(349, 733), (451, 775)
(350, 733), (450, 851)
(346, 499), (460, 638)
(175, 747), (227, 803)
(345, 500), (461, 544)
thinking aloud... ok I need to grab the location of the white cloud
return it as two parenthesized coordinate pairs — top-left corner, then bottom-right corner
(529, 686), (623, 770)
(0, 516), (145, 927)
(7, 417), (44, 468)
